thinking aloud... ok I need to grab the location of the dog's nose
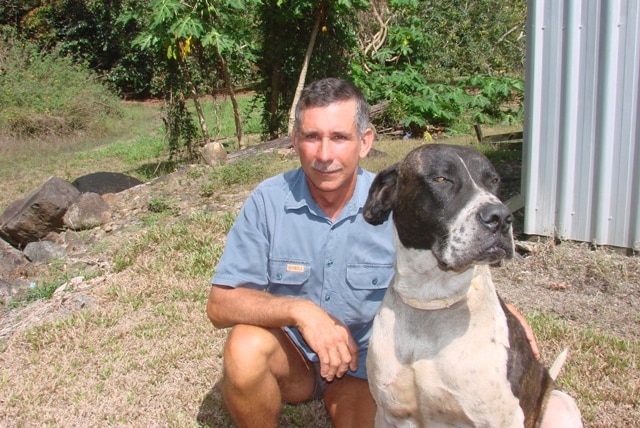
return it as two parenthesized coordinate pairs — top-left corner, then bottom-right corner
(479, 203), (513, 233)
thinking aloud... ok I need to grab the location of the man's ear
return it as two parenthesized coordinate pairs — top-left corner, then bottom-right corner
(291, 132), (300, 155)
(359, 127), (374, 158)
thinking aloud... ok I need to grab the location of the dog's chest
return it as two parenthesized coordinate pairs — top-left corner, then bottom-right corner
(368, 276), (524, 426)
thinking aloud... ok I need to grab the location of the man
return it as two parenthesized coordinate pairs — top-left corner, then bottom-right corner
(206, 77), (542, 427)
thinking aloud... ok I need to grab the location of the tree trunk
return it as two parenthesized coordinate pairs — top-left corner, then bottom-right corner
(190, 85), (209, 143)
(215, 46), (245, 150)
(287, 2), (326, 136)
(180, 60), (209, 144)
(269, 64), (283, 139)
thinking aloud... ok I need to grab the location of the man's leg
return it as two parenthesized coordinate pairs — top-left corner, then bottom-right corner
(323, 375), (376, 428)
(221, 325), (316, 428)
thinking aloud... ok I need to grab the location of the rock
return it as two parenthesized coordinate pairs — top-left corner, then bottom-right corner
(68, 294), (95, 310)
(0, 238), (28, 276)
(0, 177), (80, 247)
(201, 141), (228, 166)
(0, 277), (30, 300)
(72, 172), (143, 195)
(23, 241), (67, 263)
(63, 192), (111, 231)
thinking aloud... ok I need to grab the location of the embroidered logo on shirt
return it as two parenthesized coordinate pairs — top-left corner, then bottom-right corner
(286, 264), (305, 273)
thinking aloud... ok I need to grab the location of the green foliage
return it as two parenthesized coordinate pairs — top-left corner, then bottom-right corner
(257, 0), (364, 138)
(147, 197), (179, 215)
(0, 30), (122, 137)
(162, 98), (199, 160)
(2, 0), (529, 146)
(354, 64), (524, 135)
(12, 0), (153, 98)
(119, 0), (261, 152)
(352, 0), (526, 134)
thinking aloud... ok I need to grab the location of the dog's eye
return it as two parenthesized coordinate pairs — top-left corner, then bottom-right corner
(434, 176), (449, 184)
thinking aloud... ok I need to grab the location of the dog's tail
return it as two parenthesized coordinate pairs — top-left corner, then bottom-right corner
(549, 348), (569, 380)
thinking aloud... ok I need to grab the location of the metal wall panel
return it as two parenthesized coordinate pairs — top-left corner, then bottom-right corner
(523, 0), (640, 250)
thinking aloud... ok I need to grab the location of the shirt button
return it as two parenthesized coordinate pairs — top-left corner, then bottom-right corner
(324, 295), (331, 301)
(275, 274), (282, 281)
(371, 278), (378, 285)
(327, 260), (334, 267)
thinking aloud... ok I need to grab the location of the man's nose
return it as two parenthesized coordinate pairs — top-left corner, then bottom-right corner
(316, 139), (332, 161)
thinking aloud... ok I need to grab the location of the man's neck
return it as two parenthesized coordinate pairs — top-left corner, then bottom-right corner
(307, 176), (357, 221)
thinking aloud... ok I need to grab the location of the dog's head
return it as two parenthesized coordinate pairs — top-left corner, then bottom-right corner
(363, 144), (514, 271)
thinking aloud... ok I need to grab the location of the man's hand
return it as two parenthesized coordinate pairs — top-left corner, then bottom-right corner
(294, 302), (359, 382)
(208, 286), (359, 381)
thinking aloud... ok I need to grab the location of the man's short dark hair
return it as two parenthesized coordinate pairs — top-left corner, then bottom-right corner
(294, 78), (371, 137)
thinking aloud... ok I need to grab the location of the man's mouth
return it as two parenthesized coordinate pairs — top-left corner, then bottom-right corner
(312, 164), (341, 175)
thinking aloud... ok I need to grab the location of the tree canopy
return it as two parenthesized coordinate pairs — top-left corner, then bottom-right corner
(1, 0), (527, 150)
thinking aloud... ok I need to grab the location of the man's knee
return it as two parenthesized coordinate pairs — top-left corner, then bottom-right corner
(540, 390), (583, 428)
(223, 325), (276, 382)
(222, 325), (315, 403)
(225, 325), (275, 359)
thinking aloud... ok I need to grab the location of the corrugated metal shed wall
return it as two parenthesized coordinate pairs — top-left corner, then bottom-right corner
(523, 0), (640, 250)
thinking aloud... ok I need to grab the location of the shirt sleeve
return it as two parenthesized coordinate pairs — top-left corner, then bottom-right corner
(211, 189), (270, 290)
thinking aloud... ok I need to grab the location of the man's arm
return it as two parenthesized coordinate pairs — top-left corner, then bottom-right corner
(207, 285), (359, 381)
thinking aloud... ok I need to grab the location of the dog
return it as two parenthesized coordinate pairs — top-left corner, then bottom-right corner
(363, 144), (582, 427)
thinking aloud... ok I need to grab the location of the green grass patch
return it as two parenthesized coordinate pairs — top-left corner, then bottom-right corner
(195, 93), (263, 140)
(7, 259), (102, 309)
(113, 211), (235, 278)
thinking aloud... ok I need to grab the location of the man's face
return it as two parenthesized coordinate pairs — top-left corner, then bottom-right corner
(293, 99), (373, 201)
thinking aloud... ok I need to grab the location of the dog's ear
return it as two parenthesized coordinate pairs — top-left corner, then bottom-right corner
(363, 163), (399, 225)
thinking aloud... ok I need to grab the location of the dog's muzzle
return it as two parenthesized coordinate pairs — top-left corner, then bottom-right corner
(477, 202), (514, 263)
(479, 202), (513, 235)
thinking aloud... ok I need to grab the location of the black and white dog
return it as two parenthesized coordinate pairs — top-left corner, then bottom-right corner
(363, 144), (582, 427)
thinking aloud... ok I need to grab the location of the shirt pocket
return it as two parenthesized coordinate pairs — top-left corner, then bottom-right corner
(346, 263), (394, 290)
(268, 259), (311, 286)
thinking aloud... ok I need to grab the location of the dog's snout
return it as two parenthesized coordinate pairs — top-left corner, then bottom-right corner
(479, 203), (513, 233)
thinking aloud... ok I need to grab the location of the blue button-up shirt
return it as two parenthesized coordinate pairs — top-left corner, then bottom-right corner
(211, 167), (395, 379)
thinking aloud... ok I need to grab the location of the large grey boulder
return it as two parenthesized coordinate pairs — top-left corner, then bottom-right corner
(23, 240), (67, 263)
(63, 192), (111, 231)
(0, 238), (28, 276)
(0, 177), (80, 248)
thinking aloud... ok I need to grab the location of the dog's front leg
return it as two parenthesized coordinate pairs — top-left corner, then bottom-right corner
(369, 303), (422, 428)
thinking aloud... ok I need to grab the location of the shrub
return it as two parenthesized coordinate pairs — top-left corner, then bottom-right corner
(0, 30), (121, 138)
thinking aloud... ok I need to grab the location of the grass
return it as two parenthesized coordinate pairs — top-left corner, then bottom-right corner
(0, 101), (165, 211)
(0, 97), (638, 426)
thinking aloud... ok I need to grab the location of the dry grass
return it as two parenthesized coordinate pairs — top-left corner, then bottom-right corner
(0, 120), (638, 426)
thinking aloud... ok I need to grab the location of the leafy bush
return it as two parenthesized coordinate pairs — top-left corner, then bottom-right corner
(353, 64), (524, 135)
(351, 0), (526, 135)
(0, 30), (121, 138)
